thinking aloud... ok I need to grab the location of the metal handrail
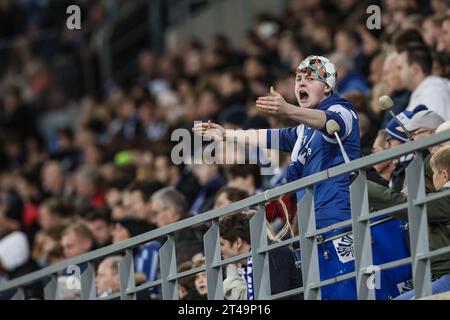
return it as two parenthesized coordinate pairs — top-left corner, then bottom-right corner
(1, 130), (450, 299)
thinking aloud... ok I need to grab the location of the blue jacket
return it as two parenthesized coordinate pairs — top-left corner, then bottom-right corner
(267, 94), (360, 229)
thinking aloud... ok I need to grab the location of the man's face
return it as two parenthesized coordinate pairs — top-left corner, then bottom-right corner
(386, 137), (402, 149)
(154, 156), (171, 184)
(38, 205), (56, 230)
(295, 70), (329, 109)
(128, 190), (149, 219)
(41, 163), (63, 194)
(106, 188), (122, 209)
(214, 192), (231, 209)
(152, 200), (180, 227)
(193, 164), (218, 186)
(96, 260), (119, 296)
(431, 141), (450, 155)
(441, 20), (450, 54)
(111, 223), (130, 244)
(382, 52), (402, 92)
(412, 129), (434, 141)
(86, 219), (111, 246)
(432, 165), (448, 191)
(194, 271), (207, 296)
(219, 237), (239, 260)
(422, 19), (437, 47)
(61, 231), (91, 258)
(372, 135), (391, 173)
(396, 52), (415, 91)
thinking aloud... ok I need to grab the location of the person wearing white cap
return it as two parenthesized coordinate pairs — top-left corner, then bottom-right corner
(397, 110), (445, 144)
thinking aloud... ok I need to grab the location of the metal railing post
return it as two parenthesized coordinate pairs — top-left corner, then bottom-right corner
(80, 262), (97, 300)
(406, 152), (432, 298)
(44, 275), (59, 300)
(160, 235), (179, 300)
(119, 249), (137, 300)
(351, 170), (376, 300)
(12, 287), (25, 300)
(298, 187), (321, 300)
(249, 205), (271, 299)
(204, 219), (224, 300)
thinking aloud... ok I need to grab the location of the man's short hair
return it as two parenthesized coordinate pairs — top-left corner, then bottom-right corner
(398, 42), (432, 76)
(392, 29), (425, 51)
(225, 164), (262, 189)
(151, 187), (188, 215)
(177, 261), (195, 290)
(127, 180), (165, 202)
(431, 146), (450, 173)
(219, 211), (255, 244)
(41, 198), (74, 218)
(62, 222), (95, 243)
(83, 207), (111, 224)
(215, 186), (249, 203)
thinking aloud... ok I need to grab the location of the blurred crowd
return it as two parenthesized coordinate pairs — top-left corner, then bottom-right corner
(1, 0), (450, 300)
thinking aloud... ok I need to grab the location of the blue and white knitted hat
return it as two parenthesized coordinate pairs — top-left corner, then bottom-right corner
(385, 104), (428, 142)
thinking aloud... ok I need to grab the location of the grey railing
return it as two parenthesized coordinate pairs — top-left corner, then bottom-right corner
(1, 130), (450, 300)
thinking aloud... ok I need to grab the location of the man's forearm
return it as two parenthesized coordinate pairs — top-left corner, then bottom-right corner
(284, 104), (327, 129)
(223, 129), (268, 148)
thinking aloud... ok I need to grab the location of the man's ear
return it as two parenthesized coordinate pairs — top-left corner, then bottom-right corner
(234, 237), (243, 250)
(412, 63), (423, 75)
(443, 169), (449, 181)
(324, 85), (332, 96)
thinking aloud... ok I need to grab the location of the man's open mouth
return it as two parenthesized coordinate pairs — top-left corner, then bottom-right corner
(299, 90), (309, 102)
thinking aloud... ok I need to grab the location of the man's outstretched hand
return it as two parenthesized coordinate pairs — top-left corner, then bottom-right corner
(256, 86), (290, 116)
(192, 120), (226, 141)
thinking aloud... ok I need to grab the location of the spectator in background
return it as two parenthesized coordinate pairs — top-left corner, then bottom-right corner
(177, 260), (199, 300)
(61, 223), (95, 259)
(334, 28), (366, 75)
(138, 97), (169, 143)
(0, 228), (41, 299)
(330, 52), (369, 95)
(32, 225), (65, 268)
(151, 187), (204, 264)
(74, 165), (105, 210)
(125, 179), (164, 224)
(384, 105), (428, 192)
(190, 163), (226, 216)
(422, 14), (444, 49)
(81, 208), (112, 248)
(398, 43), (450, 120)
(111, 216), (160, 299)
(370, 129), (394, 186)
(368, 146), (450, 299)
(191, 258), (207, 300)
(219, 211), (302, 300)
(224, 164), (262, 196)
(438, 14), (450, 55)
(40, 161), (66, 199)
(213, 186), (249, 209)
(0, 230), (30, 276)
(49, 128), (80, 172)
(38, 198), (73, 232)
(380, 51), (411, 127)
(400, 110), (445, 144)
(153, 150), (200, 208)
(96, 255), (122, 298)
